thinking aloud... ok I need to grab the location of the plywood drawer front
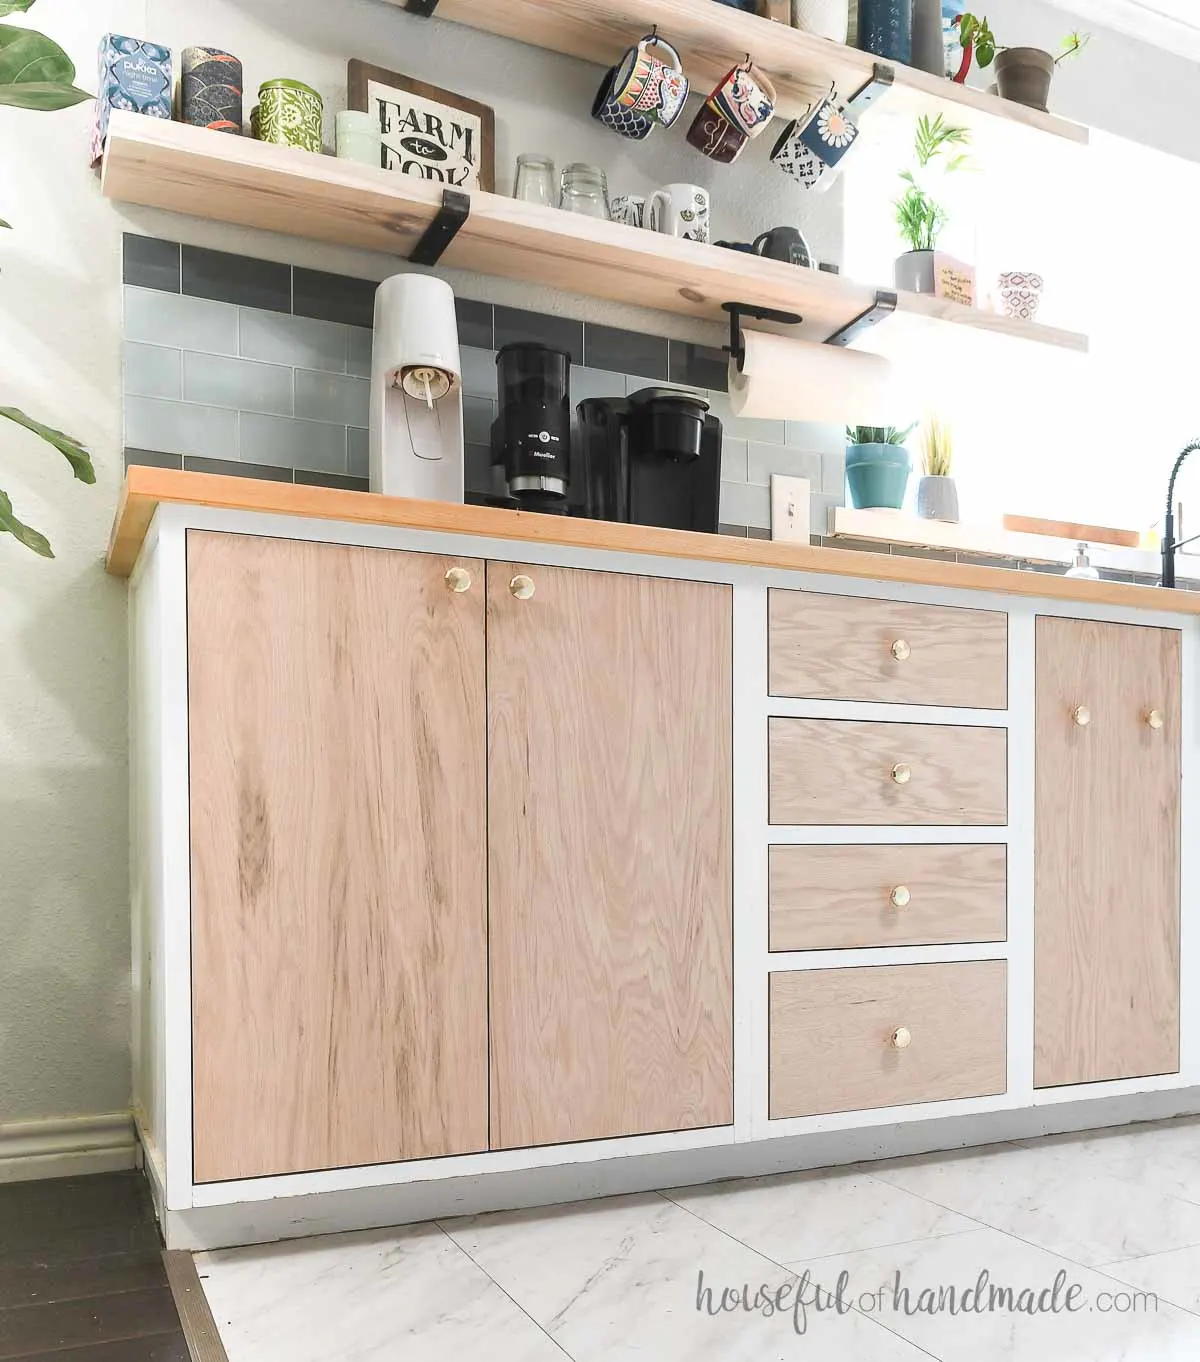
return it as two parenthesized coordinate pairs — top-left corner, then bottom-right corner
(768, 844), (1007, 951)
(768, 590), (1008, 709)
(769, 719), (1007, 826)
(769, 961), (1007, 1119)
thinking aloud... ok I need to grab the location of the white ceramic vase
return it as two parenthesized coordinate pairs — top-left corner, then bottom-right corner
(792, 0), (850, 44)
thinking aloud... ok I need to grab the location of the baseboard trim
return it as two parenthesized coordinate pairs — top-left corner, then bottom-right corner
(0, 1113), (138, 1184)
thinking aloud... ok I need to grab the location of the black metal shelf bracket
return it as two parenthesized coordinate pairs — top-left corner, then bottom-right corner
(845, 62), (895, 119)
(408, 188), (471, 267)
(825, 289), (897, 347)
(723, 302), (805, 374)
(405, 0), (440, 15)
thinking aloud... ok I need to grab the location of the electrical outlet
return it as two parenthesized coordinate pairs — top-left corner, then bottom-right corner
(771, 475), (811, 544)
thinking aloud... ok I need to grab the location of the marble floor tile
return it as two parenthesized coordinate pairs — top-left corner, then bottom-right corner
(1100, 1242), (1200, 1316)
(1012, 1118), (1200, 1207)
(195, 1222), (564, 1362)
(871, 1141), (1200, 1266)
(665, 1165), (975, 1263)
(441, 1192), (930, 1361)
(800, 1225), (1200, 1361)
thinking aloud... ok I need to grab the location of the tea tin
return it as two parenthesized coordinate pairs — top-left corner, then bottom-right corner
(181, 46), (243, 134)
(257, 78), (323, 153)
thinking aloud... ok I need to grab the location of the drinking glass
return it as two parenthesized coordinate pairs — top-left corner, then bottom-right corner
(513, 154), (556, 206)
(559, 163), (611, 219)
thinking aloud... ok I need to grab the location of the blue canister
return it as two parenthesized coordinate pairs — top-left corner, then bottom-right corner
(858, 0), (915, 65)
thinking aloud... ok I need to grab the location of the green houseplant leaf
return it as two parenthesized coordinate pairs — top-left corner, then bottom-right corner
(0, 23), (90, 109)
(0, 487), (53, 556)
(0, 406), (96, 483)
(0, 0), (37, 14)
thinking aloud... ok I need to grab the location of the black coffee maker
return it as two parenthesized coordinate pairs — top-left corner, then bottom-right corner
(577, 387), (722, 533)
(489, 343), (572, 515)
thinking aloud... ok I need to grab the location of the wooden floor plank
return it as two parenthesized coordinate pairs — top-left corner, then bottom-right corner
(0, 1249), (166, 1311)
(0, 1287), (179, 1358)
(3, 1332), (190, 1361)
(0, 1176), (157, 1259)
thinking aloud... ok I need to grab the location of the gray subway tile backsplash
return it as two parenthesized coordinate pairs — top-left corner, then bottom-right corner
(455, 297), (493, 351)
(459, 345), (498, 400)
(183, 244), (292, 313)
(125, 286), (238, 356)
(746, 443), (822, 488)
(293, 267), (375, 328)
(183, 352), (293, 417)
(184, 454), (294, 482)
(123, 235), (180, 293)
(494, 306), (583, 363)
(463, 396), (495, 447)
(295, 369), (370, 427)
(124, 342), (181, 400)
(719, 480), (771, 531)
(348, 427), (370, 480)
(125, 447), (182, 470)
(585, 325), (668, 382)
(239, 308), (348, 373)
(295, 469), (370, 492)
(125, 395), (238, 460)
(668, 340), (728, 393)
(720, 438), (748, 482)
(347, 327), (373, 378)
(239, 412), (348, 473)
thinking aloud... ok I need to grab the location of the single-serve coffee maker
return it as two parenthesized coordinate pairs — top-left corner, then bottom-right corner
(489, 343), (572, 515)
(577, 387), (722, 533)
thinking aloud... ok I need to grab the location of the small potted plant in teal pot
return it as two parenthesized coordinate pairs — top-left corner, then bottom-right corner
(845, 425), (916, 511)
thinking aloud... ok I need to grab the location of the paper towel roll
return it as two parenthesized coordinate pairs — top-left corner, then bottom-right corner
(729, 331), (899, 424)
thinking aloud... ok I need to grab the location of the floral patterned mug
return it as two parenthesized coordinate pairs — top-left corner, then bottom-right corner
(770, 93), (858, 189)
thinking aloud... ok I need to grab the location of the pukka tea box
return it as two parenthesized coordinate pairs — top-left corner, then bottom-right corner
(90, 34), (172, 166)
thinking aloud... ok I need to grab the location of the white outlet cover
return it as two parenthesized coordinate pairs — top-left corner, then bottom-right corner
(771, 475), (812, 544)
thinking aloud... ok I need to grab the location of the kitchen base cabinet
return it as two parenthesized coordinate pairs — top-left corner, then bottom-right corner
(187, 533), (489, 1182)
(1034, 617), (1182, 1088)
(486, 562), (734, 1149)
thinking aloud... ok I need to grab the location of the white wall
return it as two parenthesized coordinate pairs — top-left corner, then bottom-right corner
(0, 0), (1194, 1129)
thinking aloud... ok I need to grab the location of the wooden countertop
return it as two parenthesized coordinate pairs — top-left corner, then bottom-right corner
(107, 467), (1200, 616)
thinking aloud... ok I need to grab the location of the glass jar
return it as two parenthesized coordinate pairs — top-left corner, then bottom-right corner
(559, 163), (611, 219)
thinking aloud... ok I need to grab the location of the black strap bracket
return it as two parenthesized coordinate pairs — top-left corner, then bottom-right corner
(825, 289), (898, 347)
(408, 188), (471, 266)
(405, 0), (440, 15)
(723, 302), (805, 373)
(845, 62), (895, 119)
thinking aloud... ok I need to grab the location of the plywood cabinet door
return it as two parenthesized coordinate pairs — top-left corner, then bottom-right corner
(1035, 616), (1181, 1088)
(188, 532), (488, 1182)
(487, 562), (734, 1149)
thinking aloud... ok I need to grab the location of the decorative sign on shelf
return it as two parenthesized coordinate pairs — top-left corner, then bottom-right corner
(347, 60), (495, 191)
(934, 254), (977, 307)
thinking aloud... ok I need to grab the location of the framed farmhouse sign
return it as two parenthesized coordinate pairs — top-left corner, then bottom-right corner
(348, 60), (495, 192)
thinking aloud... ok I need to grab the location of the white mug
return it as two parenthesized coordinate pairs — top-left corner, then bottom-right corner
(647, 183), (710, 244)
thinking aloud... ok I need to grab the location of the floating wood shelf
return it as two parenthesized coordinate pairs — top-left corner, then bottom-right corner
(390, 0), (1089, 146)
(101, 115), (1088, 353)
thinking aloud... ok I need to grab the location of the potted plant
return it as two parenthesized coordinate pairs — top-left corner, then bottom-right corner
(1, 0), (95, 556)
(894, 114), (970, 294)
(955, 15), (1090, 112)
(845, 425), (916, 512)
(916, 415), (958, 522)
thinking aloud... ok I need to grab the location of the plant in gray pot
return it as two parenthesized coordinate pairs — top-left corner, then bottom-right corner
(916, 415), (959, 522)
(845, 425), (916, 512)
(893, 115), (970, 295)
(958, 14), (1089, 112)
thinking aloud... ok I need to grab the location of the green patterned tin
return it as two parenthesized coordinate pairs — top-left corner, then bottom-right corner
(257, 78), (323, 153)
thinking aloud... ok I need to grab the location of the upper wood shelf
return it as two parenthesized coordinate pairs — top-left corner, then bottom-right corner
(102, 116), (1088, 354)
(392, 0), (1089, 146)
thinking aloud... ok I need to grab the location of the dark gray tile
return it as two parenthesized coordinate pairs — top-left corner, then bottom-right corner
(890, 544), (958, 562)
(122, 235), (180, 292)
(182, 455), (294, 482)
(294, 470), (371, 491)
(182, 245), (291, 313)
(668, 340), (728, 392)
(465, 441), (493, 494)
(124, 447), (182, 470)
(293, 268), (376, 328)
(957, 551), (1020, 569)
(718, 523), (747, 537)
(825, 536), (892, 554)
(456, 297), (493, 350)
(348, 427), (369, 479)
(494, 306), (582, 362)
(584, 324), (668, 380)
(746, 525), (771, 540)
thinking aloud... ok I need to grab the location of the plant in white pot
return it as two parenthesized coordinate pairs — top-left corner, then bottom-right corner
(894, 115), (970, 295)
(0, 0), (95, 557)
(956, 14), (1090, 112)
(916, 415), (959, 523)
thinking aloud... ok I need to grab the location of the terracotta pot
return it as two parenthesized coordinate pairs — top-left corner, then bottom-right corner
(995, 47), (1054, 111)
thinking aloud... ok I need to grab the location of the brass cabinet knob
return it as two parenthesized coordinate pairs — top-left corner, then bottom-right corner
(1146, 709), (1165, 730)
(509, 574), (536, 601)
(891, 762), (912, 786)
(1072, 705), (1092, 728)
(891, 1026), (913, 1050)
(444, 566), (472, 593)
(890, 885), (911, 909)
(891, 639), (912, 662)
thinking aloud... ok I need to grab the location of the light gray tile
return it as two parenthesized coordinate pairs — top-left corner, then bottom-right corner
(786, 420), (844, 456)
(719, 480), (770, 529)
(240, 308), (348, 373)
(720, 437), (748, 482)
(571, 365), (624, 406)
(240, 412), (348, 473)
(124, 395), (238, 459)
(348, 427), (369, 480)
(347, 326), (373, 378)
(124, 285), (238, 356)
(809, 491), (840, 537)
(464, 396), (495, 446)
(183, 352), (293, 416)
(295, 369), (370, 426)
(821, 449), (846, 496)
(459, 345), (498, 400)
(123, 342), (181, 400)
(747, 442), (822, 487)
